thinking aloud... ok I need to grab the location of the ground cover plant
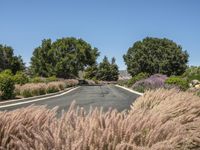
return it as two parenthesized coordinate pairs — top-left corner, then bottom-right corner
(132, 74), (168, 92)
(0, 89), (200, 149)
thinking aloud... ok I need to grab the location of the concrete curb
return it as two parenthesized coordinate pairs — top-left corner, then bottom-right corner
(115, 85), (144, 96)
(0, 86), (78, 105)
(0, 87), (80, 108)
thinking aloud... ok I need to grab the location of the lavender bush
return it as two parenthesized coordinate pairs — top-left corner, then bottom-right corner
(132, 74), (168, 92)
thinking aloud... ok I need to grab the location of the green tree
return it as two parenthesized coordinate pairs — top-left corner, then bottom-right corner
(0, 44), (25, 74)
(30, 37), (100, 78)
(123, 37), (189, 76)
(97, 56), (119, 81)
(30, 39), (54, 77)
(84, 65), (98, 79)
(110, 57), (119, 81)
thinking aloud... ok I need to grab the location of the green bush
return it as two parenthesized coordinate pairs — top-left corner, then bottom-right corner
(133, 85), (145, 93)
(30, 77), (45, 83)
(127, 72), (149, 87)
(0, 70), (15, 100)
(46, 76), (58, 83)
(182, 66), (200, 81)
(13, 71), (29, 85)
(165, 76), (189, 91)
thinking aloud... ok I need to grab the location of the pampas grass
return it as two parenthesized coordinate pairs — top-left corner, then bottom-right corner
(0, 89), (200, 149)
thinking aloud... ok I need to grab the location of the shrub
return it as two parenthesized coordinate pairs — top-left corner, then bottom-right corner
(132, 74), (168, 92)
(0, 89), (200, 149)
(127, 72), (149, 87)
(182, 66), (200, 81)
(46, 76), (58, 83)
(165, 76), (189, 91)
(0, 70), (15, 100)
(30, 77), (45, 83)
(13, 71), (29, 85)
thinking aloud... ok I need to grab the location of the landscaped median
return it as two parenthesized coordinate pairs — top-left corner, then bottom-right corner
(0, 79), (79, 102)
(0, 86), (80, 109)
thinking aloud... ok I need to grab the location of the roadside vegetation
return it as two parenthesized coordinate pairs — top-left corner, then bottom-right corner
(0, 89), (200, 149)
(0, 35), (200, 150)
(15, 79), (78, 98)
(1, 36), (200, 100)
(118, 37), (200, 96)
(0, 37), (119, 101)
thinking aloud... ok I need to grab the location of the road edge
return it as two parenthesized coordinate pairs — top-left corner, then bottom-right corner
(115, 85), (144, 96)
(0, 86), (80, 108)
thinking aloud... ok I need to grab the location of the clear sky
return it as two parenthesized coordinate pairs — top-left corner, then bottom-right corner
(1, 0), (199, 69)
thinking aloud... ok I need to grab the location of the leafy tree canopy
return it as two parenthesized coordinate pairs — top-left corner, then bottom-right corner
(85, 56), (119, 81)
(123, 37), (189, 76)
(0, 44), (25, 74)
(30, 37), (100, 78)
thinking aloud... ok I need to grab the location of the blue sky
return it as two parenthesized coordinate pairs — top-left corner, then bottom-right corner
(1, 0), (199, 69)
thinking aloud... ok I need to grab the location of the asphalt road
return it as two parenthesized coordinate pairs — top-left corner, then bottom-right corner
(0, 85), (140, 114)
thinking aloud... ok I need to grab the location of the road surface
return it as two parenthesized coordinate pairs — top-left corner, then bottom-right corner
(0, 85), (140, 114)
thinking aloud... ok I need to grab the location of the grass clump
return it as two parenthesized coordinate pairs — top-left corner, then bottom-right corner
(19, 83), (47, 97)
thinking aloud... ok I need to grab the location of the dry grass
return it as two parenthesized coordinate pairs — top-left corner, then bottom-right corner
(0, 89), (200, 149)
(14, 80), (79, 98)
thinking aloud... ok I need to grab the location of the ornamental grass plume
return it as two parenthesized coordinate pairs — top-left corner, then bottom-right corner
(0, 89), (200, 149)
(14, 80), (79, 98)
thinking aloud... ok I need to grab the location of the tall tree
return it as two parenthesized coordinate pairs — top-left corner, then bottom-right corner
(30, 39), (53, 77)
(0, 44), (25, 74)
(30, 37), (100, 78)
(110, 57), (119, 81)
(97, 56), (119, 81)
(123, 37), (189, 76)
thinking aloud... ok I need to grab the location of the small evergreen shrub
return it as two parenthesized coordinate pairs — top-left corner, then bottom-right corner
(30, 77), (45, 83)
(127, 72), (149, 87)
(13, 71), (29, 85)
(0, 70), (15, 100)
(165, 76), (189, 91)
(182, 66), (200, 81)
(46, 76), (58, 83)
